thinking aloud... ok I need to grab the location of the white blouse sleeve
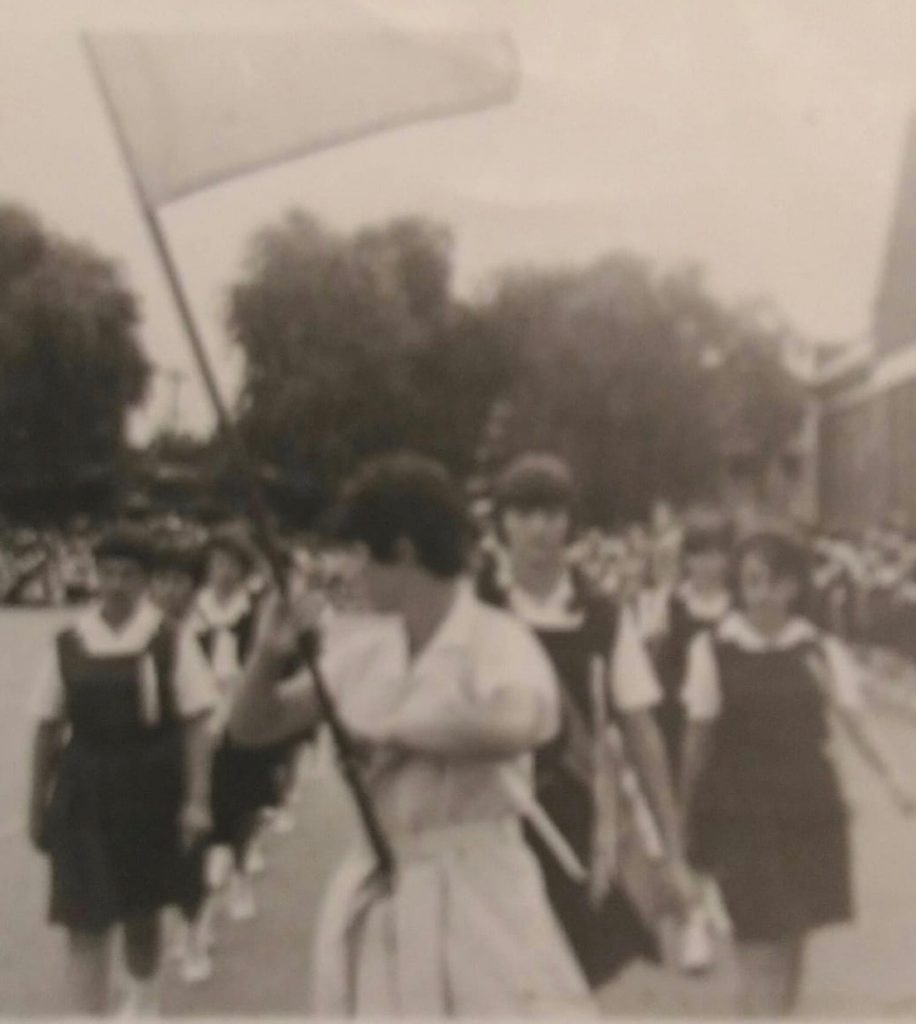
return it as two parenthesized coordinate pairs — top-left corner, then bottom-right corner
(681, 631), (722, 721)
(821, 634), (864, 712)
(30, 651), (65, 723)
(464, 614), (561, 746)
(172, 625), (221, 718)
(609, 605), (662, 713)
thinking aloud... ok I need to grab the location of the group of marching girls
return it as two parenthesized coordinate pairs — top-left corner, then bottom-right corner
(27, 524), (308, 1015)
(26, 447), (916, 1018)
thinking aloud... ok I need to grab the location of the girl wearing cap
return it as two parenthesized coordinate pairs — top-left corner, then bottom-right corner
(27, 528), (218, 1015)
(479, 453), (696, 994)
(228, 452), (593, 1016)
(680, 530), (915, 1016)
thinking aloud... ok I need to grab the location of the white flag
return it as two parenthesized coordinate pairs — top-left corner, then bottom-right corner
(84, 14), (518, 207)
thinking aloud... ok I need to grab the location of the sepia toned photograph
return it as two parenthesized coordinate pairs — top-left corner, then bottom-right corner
(2, 0), (916, 1017)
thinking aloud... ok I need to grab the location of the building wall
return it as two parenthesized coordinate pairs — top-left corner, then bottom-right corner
(818, 371), (916, 533)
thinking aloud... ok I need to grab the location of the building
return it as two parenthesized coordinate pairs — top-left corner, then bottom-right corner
(814, 112), (916, 535)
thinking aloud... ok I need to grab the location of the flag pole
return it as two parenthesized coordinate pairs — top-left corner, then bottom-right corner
(81, 34), (394, 882)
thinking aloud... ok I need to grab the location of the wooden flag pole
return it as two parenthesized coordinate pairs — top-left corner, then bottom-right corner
(81, 35), (394, 883)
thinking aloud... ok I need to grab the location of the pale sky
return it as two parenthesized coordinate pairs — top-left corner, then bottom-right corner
(1, 0), (915, 441)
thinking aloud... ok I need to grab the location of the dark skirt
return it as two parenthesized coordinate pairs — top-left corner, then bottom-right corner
(692, 812), (853, 942)
(210, 737), (287, 848)
(46, 734), (184, 932)
(525, 777), (659, 987)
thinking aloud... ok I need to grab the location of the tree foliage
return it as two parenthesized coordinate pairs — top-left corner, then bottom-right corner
(0, 203), (149, 511)
(227, 211), (513, 505)
(227, 211), (805, 524)
(475, 257), (806, 522)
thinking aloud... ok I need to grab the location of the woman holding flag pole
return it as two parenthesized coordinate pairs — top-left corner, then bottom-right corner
(229, 452), (594, 1016)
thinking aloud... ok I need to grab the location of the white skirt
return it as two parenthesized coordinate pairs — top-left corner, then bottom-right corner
(311, 816), (595, 1017)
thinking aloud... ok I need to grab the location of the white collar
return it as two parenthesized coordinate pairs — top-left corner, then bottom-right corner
(506, 571), (584, 629)
(76, 598), (162, 655)
(717, 611), (818, 651)
(677, 581), (731, 622)
(196, 585), (252, 630)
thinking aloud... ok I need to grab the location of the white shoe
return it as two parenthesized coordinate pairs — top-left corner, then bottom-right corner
(206, 845), (233, 890)
(680, 908), (714, 974)
(244, 844), (267, 876)
(180, 949), (213, 985)
(117, 977), (161, 1017)
(227, 874), (257, 921)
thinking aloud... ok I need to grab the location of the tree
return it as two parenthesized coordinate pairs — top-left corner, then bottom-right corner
(0, 204), (149, 519)
(227, 208), (805, 524)
(478, 256), (804, 524)
(227, 210), (513, 509)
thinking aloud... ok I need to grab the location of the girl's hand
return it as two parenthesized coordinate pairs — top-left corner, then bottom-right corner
(256, 588), (324, 662)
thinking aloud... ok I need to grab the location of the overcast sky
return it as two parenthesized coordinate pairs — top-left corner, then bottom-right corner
(1, 0), (915, 440)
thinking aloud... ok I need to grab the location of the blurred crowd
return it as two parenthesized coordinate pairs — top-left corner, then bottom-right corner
(6, 505), (916, 669)
(473, 502), (916, 669)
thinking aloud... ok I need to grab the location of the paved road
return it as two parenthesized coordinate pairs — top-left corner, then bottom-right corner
(2, 610), (916, 1016)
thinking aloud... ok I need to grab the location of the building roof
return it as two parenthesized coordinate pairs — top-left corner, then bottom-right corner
(873, 112), (916, 356)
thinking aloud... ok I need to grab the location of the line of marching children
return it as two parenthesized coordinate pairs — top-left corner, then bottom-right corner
(26, 450), (916, 1018)
(27, 524), (310, 1015)
(470, 452), (916, 1016)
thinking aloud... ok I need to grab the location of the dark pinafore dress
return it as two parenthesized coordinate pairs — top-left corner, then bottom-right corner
(478, 572), (659, 987)
(201, 606), (312, 850)
(45, 623), (184, 931)
(653, 592), (728, 780)
(691, 635), (853, 941)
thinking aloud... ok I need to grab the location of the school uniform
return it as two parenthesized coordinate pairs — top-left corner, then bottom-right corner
(478, 567), (661, 987)
(306, 582), (592, 1016)
(32, 599), (218, 932)
(192, 587), (300, 851)
(653, 582), (731, 774)
(682, 612), (858, 942)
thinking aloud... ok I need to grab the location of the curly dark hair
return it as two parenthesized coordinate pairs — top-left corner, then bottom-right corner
(331, 452), (468, 578)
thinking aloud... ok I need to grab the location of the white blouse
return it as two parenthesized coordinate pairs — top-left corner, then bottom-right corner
(681, 612), (864, 722)
(304, 581), (561, 836)
(194, 585), (254, 683)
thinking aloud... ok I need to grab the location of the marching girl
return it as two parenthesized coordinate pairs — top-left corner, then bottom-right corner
(228, 452), (593, 1016)
(150, 538), (218, 985)
(680, 530), (916, 1016)
(192, 527), (273, 922)
(653, 512), (732, 778)
(27, 528), (218, 1015)
(477, 453), (696, 992)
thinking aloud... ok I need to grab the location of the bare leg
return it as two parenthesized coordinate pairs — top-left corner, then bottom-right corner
(121, 912), (163, 1014)
(734, 937), (805, 1017)
(66, 927), (114, 1015)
